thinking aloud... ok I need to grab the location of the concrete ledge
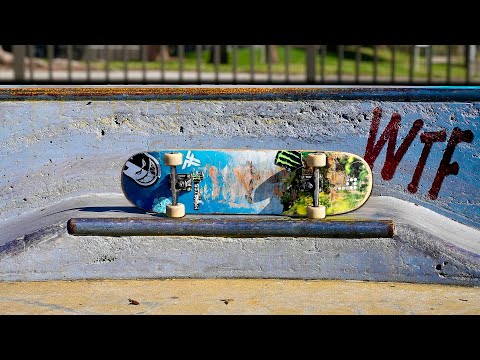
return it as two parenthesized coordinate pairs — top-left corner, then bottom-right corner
(0, 194), (478, 285)
(0, 87), (478, 285)
(1, 94), (479, 228)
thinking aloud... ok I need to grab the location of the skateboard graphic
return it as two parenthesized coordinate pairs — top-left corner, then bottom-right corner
(121, 150), (373, 219)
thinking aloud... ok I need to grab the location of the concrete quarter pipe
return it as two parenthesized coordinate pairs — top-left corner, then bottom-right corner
(0, 86), (479, 285)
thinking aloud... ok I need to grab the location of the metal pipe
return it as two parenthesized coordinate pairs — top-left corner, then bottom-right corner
(67, 217), (396, 238)
(285, 45), (290, 83)
(391, 45), (396, 83)
(337, 45), (344, 83)
(179, 45), (185, 83)
(306, 45), (316, 83)
(104, 45), (109, 83)
(427, 45), (432, 84)
(409, 45), (415, 83)
(86, 46), (91, 82)
(213, 45), (219, 84)
(267, 45), (273, 83)
(161, 45), (167, 82)
(28, 45), (34, 81)
(232, 45), (237, 84)
(355, 45), (361, 84)
(141, 45), (146, 84)
(249, 45), (255, 82)
(12, 45), (26, 82)
(67, 45), (73, 82)
(123, 45), (128, 83)
(447, 45), (452, 84)
(320, 45), (326, 83)
(4, 87), (480, 102)
(47, 45), (53, 81)
(196, 44), (202, 84)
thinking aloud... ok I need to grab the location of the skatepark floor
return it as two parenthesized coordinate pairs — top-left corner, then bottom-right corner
(0, 278), (479, 315)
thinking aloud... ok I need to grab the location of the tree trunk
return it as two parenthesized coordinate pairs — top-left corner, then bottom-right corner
(146, 45), (171, 61)
(146, 45), (160, 61)
(266, 45), (279, 63)
(160, 45), (170, 61)
(209, 45), (228, 64)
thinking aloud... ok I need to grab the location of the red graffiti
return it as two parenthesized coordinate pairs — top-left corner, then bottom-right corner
(428, 127), (474, 200)
(364, 107), (474, 199)
(364, 107), (423, 180)
(408, 130), (446, 193)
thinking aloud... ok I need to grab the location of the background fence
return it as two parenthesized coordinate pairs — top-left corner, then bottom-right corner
(0, 45), (478, 84)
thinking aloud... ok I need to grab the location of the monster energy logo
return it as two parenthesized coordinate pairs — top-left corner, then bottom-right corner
(192, 171), (204, 210)
(274, 151), (303, 171)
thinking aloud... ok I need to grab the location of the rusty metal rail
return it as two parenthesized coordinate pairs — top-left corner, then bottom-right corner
(67, 217), (395, 238)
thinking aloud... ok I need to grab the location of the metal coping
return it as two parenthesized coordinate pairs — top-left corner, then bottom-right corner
(67, 217), (396, 238)
(0, 86), (479, 102)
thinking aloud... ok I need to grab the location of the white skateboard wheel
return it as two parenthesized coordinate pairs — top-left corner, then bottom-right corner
(164, 152), (183, 166)
(307, 205), (326, 219)
(306, 153), (327, 167)
(166, 203), (185, 218)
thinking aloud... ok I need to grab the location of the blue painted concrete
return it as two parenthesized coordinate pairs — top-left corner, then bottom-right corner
(0, 87), (479, 284)
(0, 90), (478, 229)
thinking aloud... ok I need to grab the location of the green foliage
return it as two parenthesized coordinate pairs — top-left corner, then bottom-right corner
(281, 152), (370, 216)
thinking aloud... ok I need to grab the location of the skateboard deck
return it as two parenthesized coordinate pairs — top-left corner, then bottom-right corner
(121, 150), (373, 217)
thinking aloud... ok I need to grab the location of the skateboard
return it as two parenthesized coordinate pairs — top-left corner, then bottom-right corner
(121, 150), (373, 219)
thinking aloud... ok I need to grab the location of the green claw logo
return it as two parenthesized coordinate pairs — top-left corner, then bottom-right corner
(274, 151), (303, 171)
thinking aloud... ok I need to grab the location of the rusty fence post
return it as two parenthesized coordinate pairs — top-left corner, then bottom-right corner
(12, 45), (26, 82)
(306, 45), (316, 84)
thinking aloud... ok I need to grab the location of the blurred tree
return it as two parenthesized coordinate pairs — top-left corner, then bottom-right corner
(160, 46), (170, 61)
(209, 45), (228, 64)
(266, 45), (279, 63)
(147, 45), (160, 61)
(146, 45), (171, 61)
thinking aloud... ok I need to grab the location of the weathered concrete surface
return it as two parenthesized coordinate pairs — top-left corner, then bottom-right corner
(1, 96), (478, 228)
(0, 279), (479, 315)
(0, 87), (479, 284)
(0, 194), (479, 285)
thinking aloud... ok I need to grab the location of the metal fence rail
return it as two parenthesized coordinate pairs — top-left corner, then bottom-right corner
(0, 45), (478, 84)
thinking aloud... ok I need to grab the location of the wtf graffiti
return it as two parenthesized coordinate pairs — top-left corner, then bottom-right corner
(364, 107), (474, 200)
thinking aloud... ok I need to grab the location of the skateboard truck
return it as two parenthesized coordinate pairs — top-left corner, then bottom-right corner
(299, 174), (314, 191)
(164, 152), (187, 218)
(306, 153), (327, 219)
(175, 174), (193, 192)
